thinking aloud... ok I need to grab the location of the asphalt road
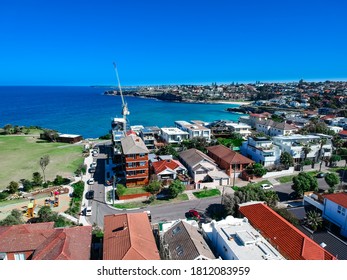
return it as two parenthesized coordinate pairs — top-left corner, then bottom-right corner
(84, 143), (344, 228)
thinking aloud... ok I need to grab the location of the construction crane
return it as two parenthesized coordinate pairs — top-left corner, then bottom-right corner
(113, 62), (130, 131)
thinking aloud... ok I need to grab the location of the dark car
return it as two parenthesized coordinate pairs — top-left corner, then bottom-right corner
(186, 209), (201, 220)
(85, 190), (94, 200)
(316, 172), (326, 178)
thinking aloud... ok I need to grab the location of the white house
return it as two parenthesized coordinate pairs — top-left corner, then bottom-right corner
(240, 136), (280, 167)
(174, 120), (211, 142)
(225, 122), (252, 138)
(160, 127), (189, 144)
(201, 216), (284, 260)
(255, 119), (298, 136)
(272, 134), (332, 164)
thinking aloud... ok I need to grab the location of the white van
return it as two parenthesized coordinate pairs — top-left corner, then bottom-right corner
(85, 206), (92, 216)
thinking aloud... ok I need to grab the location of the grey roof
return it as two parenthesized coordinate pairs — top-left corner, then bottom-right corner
(163, 221), (215, 260)
(121, 134), (149, 155)
(256, 119), (297, 130)
(179, 148), (215, 168)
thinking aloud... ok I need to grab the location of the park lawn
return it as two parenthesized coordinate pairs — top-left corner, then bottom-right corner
(193, 189), (221, 198)
(0, 135), (83, 190)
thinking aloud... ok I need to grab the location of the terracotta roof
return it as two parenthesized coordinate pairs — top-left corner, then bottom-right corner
(206, 145), (254, 165)
(338, 130), (347, 136)
(152, 159), (185, 174)
(0, 223), (92, 260)
(239, 202), (336, 260)
(323, 193), (347, 209)
(32, 226), (92, 260)
(103, 213), (160, 260)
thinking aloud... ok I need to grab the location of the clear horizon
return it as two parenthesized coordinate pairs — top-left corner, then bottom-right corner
(1, 0), (347, 86)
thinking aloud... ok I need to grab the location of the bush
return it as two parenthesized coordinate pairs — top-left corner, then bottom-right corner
(71, 181), (84, 198)
(116, 184), (126, 197)
(303, 159), (312, 166)
(0, 191), (10, 200)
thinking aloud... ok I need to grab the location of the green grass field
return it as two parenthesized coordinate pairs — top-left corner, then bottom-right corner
(0, 135), (84, 190)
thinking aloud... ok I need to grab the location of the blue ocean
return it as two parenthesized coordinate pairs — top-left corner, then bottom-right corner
(0, 86), (245, 138)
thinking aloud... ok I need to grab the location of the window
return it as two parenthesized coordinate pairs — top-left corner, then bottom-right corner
(14, 253), (25, 260)
(139, 153), (146, 158)
(0, 253), (7, 260)
(139, 161), (146, 166)
(172, 226), (181, 235)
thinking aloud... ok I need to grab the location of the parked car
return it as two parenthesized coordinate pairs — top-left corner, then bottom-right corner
(186, 209), (201, 220)
(89, 167), (96, 173)
(88, 178), (95, 185)
(261, 183), (273, 190)
(90, 162), (97, 168)
(85, 206), (92, 216)
(316, 172), (326, 178)
(85, 190), (94, 200)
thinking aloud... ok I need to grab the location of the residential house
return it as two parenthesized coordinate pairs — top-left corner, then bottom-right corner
(239, 202), (336, 260)
(130, 125), (144, 135)
(160, 127), (189, 144)
(161, 220), (216, 260)
(0, 222), (92, 260)
(323, 193), (347, 237)
(225, 122), (252, 138)
(207, 120), (236, 137)
(338, 130), (347, 139)
(103, 213), (160, 260)
(174, 120), (211, 142)
(179, 148), (230, 189)
(240, 136), (280, 167)
(139, 127), (156, 151)
(151, 158), (189, 185)
(272, 134), (333, 164)
(328, 126), (343, 134)
(206, 145), (254, 177)
(255, 119), (298, 136)
(56, 133), (83, 144)
(247, 113), (271, 128)
(201, 216), (284, 260)
(121, 134), (149, 187)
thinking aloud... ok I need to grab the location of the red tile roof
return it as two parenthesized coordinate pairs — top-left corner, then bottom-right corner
(207, 145), (254, 165)
(103, 213), (160, 260)
(0, 223), (92, 260)
(323, 193), (347, 209)
(338, 130), (347, 136)
(239, 202), (336, 260)
(152, 159), (184, 174)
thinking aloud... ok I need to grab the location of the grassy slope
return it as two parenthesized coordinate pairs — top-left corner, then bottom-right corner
(0, 135), (83, 190)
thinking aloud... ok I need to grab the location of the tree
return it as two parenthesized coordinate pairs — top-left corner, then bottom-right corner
(144, 180), (162, 194)
(280, 151), (294, 168)
(40, 155), (50, 183)
(248, 163), (267, 177)
(3, 124), (13, 134)
(32, 172), (43, 186)
(168, 180), (186, 198)
(20, 179), (33, 192)
(156, 144), (178, 158)
(38, 206), (58, 222)
(181, 137), (209, 153)
(0, 209), (24, 226)
(306, 210), (323, 232)
(292, 172), (318, 197)
(324, 172), (340, 192)
(302, 144), (312, 161)
(42, 129), (59, 142)
(318, 138), (327, 171)
(329, 154), (341, 167)
(7, 181), (19, 194)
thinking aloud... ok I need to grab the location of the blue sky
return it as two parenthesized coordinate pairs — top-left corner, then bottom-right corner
(0, 0), (346, 86)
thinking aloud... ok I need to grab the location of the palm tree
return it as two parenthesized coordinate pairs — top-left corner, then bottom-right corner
(301, 144), (312, 170)
(306, 210), (323, 232)
(318, 138), (327, 172)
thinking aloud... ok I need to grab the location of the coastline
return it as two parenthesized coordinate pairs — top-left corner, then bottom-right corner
(208, 101), (252, 105)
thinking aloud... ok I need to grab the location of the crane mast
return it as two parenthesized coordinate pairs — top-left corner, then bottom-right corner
(113, 62), (129, 131)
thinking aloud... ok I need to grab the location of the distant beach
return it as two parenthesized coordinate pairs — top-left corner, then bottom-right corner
(211, 101), (252, 105)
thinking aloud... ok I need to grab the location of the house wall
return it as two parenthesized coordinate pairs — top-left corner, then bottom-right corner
(125, 153), (149, 187)
(323, 199), (347, 237)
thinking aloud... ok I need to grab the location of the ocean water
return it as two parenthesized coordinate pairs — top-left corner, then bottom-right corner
(0, 86), (245, 138)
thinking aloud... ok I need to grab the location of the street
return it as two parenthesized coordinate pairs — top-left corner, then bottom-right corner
(84, 143), (345, 228)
